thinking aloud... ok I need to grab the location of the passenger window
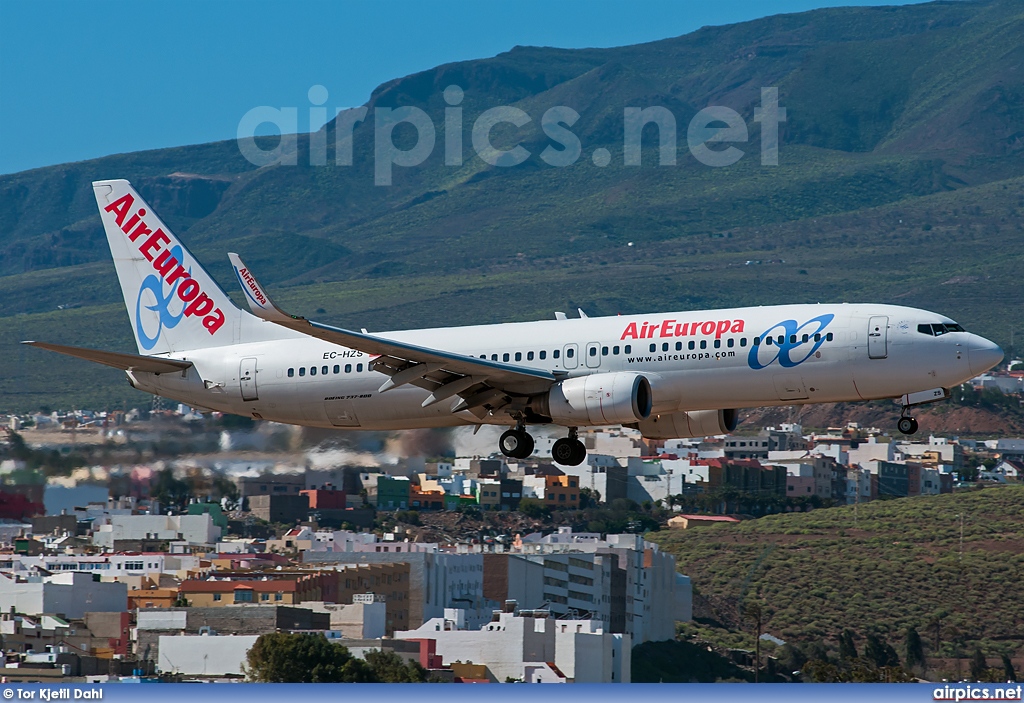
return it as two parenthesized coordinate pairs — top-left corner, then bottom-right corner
(624, 345), (631, 354)
(789, 335), (796, 344)
(727, 338), (734, 348)
(826, 332), (834, 341)
(527, 351), (534, 361)
(357, 363), (363, 372)
(310, 366), (317, 376)
(700, 340), (707, 349)
(540, 351), (547, 360)
(333, 365), (340, 374)
(299, 368), (306, 377)
(503, 353), (510, 362)
(590, 347), (598, 357)
(612, 346), (619, 355)
(754, 337), (761, 345)
(287, 368), (294, 377)
(675, 342), (682, 351)
(814, 333), (821, 342)
(714, 339), (721, 349)
(554, 350), (560, 359)
(491, 354), (498, 361)
(688, 341), (695, 350)
(802, 334), (809, 343)
(765, 337), (772, 346)
(662, 343), (669, 352)
(515, 352), (522, 361)
(566, 348), (574, 359)
(602, 346), (609, 356)
(345, 364), (352, 373)
(740, 338), (747, 347)
(322, 366), (328, 375)
(649, 344), (656, 353)
(777, 335), (784, 345)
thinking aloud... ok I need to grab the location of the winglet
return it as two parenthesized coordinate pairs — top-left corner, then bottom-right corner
(227, 253), (297, 323)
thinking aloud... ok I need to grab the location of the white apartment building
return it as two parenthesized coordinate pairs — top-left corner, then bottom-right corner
(92, 514), (221, 548)
(395, 610), (630, 683)
(0, 572), (127, 618)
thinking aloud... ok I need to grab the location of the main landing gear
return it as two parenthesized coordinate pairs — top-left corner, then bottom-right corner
(897, 407), (919, 436)
(551, 428), (587, 467)
(498, 424), (588, 466)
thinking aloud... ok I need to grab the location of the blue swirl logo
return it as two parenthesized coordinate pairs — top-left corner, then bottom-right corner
(135, 245), (189, 351)
(747, 313), (834, 370)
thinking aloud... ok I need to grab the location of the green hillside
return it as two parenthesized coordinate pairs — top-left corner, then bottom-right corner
(1, 0), (1023, 410)
(648, 486), (1024, 668)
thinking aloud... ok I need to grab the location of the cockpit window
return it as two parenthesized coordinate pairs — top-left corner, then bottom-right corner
(918, 322), (965, 336)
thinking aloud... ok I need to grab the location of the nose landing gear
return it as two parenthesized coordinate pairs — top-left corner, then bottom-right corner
(897, 409), (919, 435)
(551, 427), (588, 466)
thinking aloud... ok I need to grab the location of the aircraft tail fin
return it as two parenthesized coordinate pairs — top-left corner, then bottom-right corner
(92, 179), (243, 354)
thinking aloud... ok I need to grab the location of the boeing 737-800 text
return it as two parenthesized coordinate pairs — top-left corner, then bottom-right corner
(25, 180), (1004, 465)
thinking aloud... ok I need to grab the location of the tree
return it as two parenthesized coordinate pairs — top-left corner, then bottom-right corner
(579, 487), (601, 509)
(864, 634), (899, 668)
(150, 468), (191, 511)
(1002, 653), (1016, 683)
(839, 630), (858, 662)
(971, 648), (988, 682)
(245, 633), (374, 682)
(517, 497), (548, 519)
(905, 626), (925, 670)
(364, 649), (427, 682)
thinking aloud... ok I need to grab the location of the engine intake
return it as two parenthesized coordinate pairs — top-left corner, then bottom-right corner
(635, 409), (738, 440)
(534, 372), (652, 426)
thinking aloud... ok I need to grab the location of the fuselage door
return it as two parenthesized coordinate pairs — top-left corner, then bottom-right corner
(585, 342), (601, 368)
(868, 316), (889, 359)
(563, 343), (579, 369)
(240, 357), (258, 401)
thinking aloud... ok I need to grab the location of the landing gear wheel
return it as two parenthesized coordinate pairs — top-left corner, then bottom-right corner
(897, 416), (918, 435)
(499, 429), (535, 459)
(552, 437), (587, 466)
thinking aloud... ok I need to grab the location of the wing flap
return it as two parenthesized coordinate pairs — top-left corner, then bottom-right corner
(23, 341), (193, 374)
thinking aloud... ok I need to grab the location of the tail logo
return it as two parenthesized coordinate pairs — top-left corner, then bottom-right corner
(747, 313), (834, 370)
(103, 193), (226, 348)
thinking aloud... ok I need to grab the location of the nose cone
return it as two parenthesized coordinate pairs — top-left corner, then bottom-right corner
(969, 337), (1004, 376)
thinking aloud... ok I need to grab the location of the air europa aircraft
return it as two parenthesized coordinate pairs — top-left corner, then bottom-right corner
(26, 180), (1003, 466)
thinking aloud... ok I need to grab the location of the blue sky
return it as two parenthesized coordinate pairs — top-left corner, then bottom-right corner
(0, 0), (926, 175)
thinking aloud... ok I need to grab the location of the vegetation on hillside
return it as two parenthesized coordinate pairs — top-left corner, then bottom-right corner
(649, 486), (1024, 680)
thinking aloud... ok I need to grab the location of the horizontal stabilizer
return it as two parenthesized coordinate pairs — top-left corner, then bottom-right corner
(22, 341), (192, 374)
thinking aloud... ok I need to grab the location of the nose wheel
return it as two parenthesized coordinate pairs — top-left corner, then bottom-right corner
(551, 428), (587, 466)
(499, 426), (535, 459)
(897, 414), (919, 435)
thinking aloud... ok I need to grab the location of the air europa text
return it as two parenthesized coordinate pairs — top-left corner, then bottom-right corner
(104, 194), (226, 335)
(621, 319), (745, 341)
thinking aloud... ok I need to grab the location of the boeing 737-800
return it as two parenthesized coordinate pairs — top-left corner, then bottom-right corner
(25, 180), (1004, 465)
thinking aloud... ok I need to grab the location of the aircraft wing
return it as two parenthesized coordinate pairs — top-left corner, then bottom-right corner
(227, 254), (559, 416)
(22, 341), (193, 374)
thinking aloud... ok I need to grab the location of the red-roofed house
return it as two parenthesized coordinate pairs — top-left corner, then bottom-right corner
(667, 514), (741, 529)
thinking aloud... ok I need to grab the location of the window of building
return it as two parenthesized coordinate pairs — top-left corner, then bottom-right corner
(261, 593), (270, 601)
(275, 593), (282, 601)
(234, 590), (254, 603)
(213, 593), (221, 601)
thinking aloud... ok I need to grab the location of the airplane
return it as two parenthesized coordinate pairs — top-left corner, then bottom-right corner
(25, 179), (1004, 466)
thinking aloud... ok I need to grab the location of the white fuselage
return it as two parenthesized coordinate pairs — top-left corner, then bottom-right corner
(126, 302), (1000, 431)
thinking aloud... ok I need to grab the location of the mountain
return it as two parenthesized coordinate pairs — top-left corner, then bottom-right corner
(2, 0), (1023, 411)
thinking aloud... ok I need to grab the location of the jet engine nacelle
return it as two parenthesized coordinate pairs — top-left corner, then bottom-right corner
(537, 372), (653, 426)
(635, 409), (738, 440)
